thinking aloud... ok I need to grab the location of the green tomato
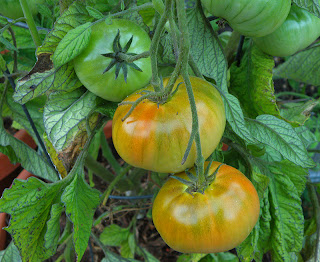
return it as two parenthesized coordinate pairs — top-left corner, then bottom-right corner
(201, 0), (291, 37)
(253, 5), (320, 57)
(73, 19), (152, 102)
(0, 0), (43, 19)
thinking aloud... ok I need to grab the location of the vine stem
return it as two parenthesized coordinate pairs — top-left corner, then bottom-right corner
(176, 0), (204, 184)
(149, 0), (171, 91)
(19, 0), (41, 47)
(102, 165), (132, 206)
(117, 51), (150, 63)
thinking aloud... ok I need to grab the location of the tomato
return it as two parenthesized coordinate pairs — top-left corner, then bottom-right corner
(0, 0), (43, 19)
(112, 76), (226, 173)
(73, 19), (152, 102)
(201, 0), (291, 37)
(152, 161), (260, 253)
(253, 5), (320, 57)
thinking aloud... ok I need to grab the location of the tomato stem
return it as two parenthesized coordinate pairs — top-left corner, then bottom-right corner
(102, 165), (132, 206)
(150, 0), (171, 92)
(19, 0), (41, 47)
(176, 0), (205, 186)
(117, 51), (150, 63)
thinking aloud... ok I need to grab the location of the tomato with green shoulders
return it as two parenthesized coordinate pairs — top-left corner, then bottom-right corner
(201, 0), (291, 37)
(152, 161), (260, 253)
(253, 4), (320, 57)
(112, 76), (226, 173)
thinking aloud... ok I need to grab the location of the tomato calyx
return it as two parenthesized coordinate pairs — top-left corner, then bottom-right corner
(101, 30), (143, 83)
(146, 80), (180, 105)
(171, 163), (224, 195)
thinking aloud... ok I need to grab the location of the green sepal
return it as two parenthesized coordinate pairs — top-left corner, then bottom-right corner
(170, 175), (195, 188)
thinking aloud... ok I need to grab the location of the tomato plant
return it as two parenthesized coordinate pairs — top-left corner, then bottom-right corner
(152, 161), (260, 253)
(73, 19), (152, 102)
(201, 0), (291, 37)
(1, 0), (319, 261)
(0, 0), (43, 19)
(253, 4), (320, 57)
(112, 76), (226, 173)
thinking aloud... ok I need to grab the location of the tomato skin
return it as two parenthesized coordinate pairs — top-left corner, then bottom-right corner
(152, 162), (260, 253)
(73, 19), (152, 102)
(201, 0), (291, 37)
(0, 0), (43, 19)
(112, 76), (226, 173)
(253, 5), (320, 57)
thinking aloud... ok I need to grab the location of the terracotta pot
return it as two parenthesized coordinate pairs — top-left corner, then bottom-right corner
(0, 213), (6, 251)
(0, 170), (34, 251)
(0, 129), (36, 181)
(103, 120), (112, 139)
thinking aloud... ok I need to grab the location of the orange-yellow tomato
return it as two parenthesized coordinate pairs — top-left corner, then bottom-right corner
(112, 76), (226, 173)
(152, 162), (260, 253)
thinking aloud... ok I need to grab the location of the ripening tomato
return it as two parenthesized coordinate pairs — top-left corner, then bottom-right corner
(152, 161), (260, 253)
(73, 19), (152, 102)
(253, 4), (320, 57)
(112, 76), (226, 173)
(201, 0), (291, 37)
(0, 0), (43, 19)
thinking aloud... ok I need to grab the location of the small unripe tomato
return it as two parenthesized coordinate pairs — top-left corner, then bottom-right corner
(201, 0), (291, 37)
(152, 162), (260, 253)
(112, 76), (226, 173)
(253, 5), (320, 57)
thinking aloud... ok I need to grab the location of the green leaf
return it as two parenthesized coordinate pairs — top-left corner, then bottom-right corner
(0, 178), (63, 261)
(53, 22), (92, 68)
(37, 2), (93, 56)
(0, 36), (18, 52)
(293, 1), (320, 18)
(86, 6), (104, 19)
(236, 171), (270, 262)
(0, 242), (22, 262)
(222, 93), (256, 144)
(5, 88), (46, 139)
(246, 115), (314, 168)
(43, 89), (98, 151)
(187, 3), (227, 92)
(280, 100), (319, 126)
(274, 44), (320, 86)
(0, 54), (5, 72)
(267, 162), (307, 261)
(120, 233), (135, 259)
(230, 44), (286, 122)
(100, 224), (130, 246)
(14, 63), (82, 104)
(295, 126), (318, 148)
(207, 252), (239, 262)
(101, 251), (139, 262)
(44, 203), (64, 250)
(177, 253), (207, 262)
(61, 173), (100, 261)
(0, 123), (57, 182)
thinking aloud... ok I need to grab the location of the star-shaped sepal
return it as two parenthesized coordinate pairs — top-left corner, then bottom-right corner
(101, 30), (143, 83)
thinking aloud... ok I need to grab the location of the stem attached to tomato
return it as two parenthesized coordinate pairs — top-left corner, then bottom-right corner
(19, 0), (41, 47)
(117, 51), (150, 63)
(149, 0), (171, 92)
(101, 165), (132, 206)
(176, 0), (205, 186)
